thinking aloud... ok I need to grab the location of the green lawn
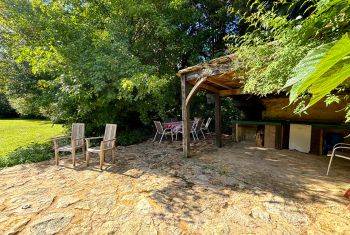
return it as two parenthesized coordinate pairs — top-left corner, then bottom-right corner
(0, 119), (65, 156)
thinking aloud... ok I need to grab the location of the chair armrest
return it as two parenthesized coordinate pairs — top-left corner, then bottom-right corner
(334, 143), (350, 148)
(329, 146), (350, 156)
(100, 139), (116, 151)
(53, 136), (70, 141)
(53, 136), (70, 148)
(85, 137), (103, 148)
(85, 136), (103, 140)
(101, 138), (116, 143)
(334, 146), (350, 151)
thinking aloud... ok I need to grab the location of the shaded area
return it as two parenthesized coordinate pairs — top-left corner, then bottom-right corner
(0, 138), (349, 234)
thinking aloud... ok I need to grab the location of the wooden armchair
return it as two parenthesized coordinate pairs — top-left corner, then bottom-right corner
(86, 124), (117, 170)
(53, 123), (85, 167)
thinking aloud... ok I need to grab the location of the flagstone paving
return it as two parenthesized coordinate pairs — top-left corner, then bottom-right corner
(1, 139), (349, 234)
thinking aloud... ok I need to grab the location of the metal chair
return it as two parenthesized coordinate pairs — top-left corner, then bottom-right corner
(201, 117), (212, 135)
(153, 121), (174, 144)
(326, 143), (350, 175)
(176, 119), (200, 141)
(194, 119), (205, 140)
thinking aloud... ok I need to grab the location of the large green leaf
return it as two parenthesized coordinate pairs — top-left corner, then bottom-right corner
(307, 58), (350, 107)
(287, 32), (350, 107)
(296, 33), (350, 97)
(284, 44), (331, 102)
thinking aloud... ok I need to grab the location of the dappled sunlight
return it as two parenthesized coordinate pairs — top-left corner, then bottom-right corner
(246, 146), (269, 151)
(1, 138), (350, 233)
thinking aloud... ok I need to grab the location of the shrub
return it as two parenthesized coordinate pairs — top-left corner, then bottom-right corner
(0, 93), (18, 118)
(117, 129), (150, 146)
(0, 142), (53, 168)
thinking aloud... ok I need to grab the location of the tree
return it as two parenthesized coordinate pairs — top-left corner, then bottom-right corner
(228, 0), (350, 120)
(0, 0), (238, 134)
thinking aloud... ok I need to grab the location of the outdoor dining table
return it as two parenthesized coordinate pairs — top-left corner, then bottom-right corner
(163, 121), (182, 133)
(163, 121), (195, 133)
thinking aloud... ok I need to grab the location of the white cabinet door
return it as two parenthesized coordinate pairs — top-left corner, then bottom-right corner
(289, 124), (312, 153)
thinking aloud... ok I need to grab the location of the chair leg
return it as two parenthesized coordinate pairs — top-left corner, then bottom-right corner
(112, 147), (116, 164)
(86, 151), (90, 167)
(326, 154), (335, 176)
(191, 131), (197, 141)
(159, 131), (165, 144)
(55, 148), (59, 166)
(171, 131), (174, 141)
(100, 151), (105, 171)
(201, 130), (205, 139)
(82, 146), (85, 161)
(72, 149), (76, 167)
(153, 132), (158, 142)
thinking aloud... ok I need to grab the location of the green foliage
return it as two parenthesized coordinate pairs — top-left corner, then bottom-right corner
(0, 142), (53, 168)
(0, 0), (236, 134)
(286, 33), (350, 109)
(0, 93), (18, 118)
(117, 129), (150, 146)
(228, 0), (350, 120)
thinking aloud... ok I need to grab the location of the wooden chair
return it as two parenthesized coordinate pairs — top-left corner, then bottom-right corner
(85, 124), (117, 170)
(326, 143), (350, 175)
(53, 123), (85, 167)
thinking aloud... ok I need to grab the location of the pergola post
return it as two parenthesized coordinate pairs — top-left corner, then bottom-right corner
(214, 93), (222, 148)
(181, 76), (190, 157)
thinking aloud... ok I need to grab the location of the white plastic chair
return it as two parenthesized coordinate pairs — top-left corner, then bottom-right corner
(153, 121), (174, 144)
(326, 143), (350, 175)
(201, 117), (212, 135)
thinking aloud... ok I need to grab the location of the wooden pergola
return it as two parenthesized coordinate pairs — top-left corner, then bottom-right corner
(176, 54), (243, 157)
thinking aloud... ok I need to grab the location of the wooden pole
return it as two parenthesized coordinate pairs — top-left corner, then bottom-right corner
(214, 93), (222, 148)
(181, 77), (190, 157)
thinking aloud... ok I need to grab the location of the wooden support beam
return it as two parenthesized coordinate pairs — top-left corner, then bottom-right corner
(186, 77), (207, 106)
(181, 77), (190, 158)
(207, 77), (232, 89)
(214, 93), (222, 148)
(188, 80), (219, 93)
(219, 89), (241, 97)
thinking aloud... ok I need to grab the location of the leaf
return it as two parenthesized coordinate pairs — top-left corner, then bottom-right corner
(307, 58), (350, 107)
(296, 33), (350, 97)
(284, 43), (331, 102)
(287, 32), (350, 105)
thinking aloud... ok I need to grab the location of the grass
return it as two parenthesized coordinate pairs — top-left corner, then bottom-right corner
(0, 119), (65, 157)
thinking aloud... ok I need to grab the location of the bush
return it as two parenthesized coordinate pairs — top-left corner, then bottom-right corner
(0, 93), (18, 118)
(117, 129), (150, 146)
(0, 142), (53, 168)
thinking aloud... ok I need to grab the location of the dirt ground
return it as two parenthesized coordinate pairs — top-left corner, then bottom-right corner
(0, 137), (350, 234)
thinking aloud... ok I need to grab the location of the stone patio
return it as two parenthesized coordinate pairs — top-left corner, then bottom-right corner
(1, 138), (350, 234)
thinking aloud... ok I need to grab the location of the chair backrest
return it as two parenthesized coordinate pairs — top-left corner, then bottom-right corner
(191, 118), (199, 131)
(71, 123), (85, 146)
(195, 119), (203, 132)
(194, 117), (201, 122)
(205, 117), (212, 128)
(103, 124), (117, 148)
(154, 121), (164, 133)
